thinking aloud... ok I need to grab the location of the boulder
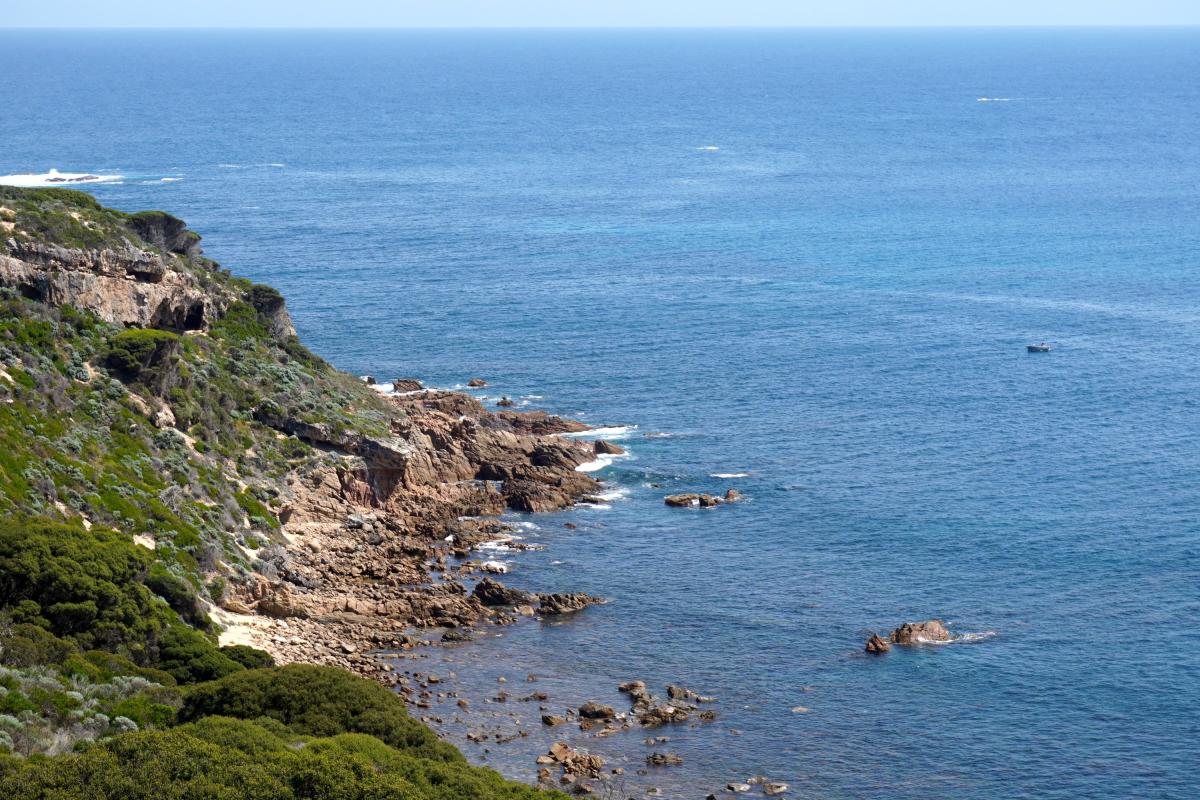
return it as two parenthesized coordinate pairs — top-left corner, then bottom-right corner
(578, 702), (615, 720)
(391, 378), (424, 392)
(467, 378), (488, 387)
(664, 493), (723, 508)
(890, 620), (950, 645)
(497, 396), (515, 407)
(724, 489), (741, 502)
(865, 633), (891, 654)
(593, 439), (625, 455)
(472, 577), (535, 607)
(542, 714), (565, 727)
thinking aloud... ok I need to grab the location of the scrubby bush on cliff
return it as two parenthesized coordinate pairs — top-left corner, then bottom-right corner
(0, 717), (566, 799)
(105, 328), (181, 393)
(0, 517), (241, 683)
(179, 664), (461, 763)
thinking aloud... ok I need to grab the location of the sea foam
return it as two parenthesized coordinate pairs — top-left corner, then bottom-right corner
(0, 169), (124, 187)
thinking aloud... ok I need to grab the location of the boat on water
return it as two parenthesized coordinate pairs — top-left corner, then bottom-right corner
(1027, 343), (1052, 353)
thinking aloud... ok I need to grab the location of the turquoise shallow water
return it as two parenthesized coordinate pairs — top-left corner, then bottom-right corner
(2, 28), (1198, 798)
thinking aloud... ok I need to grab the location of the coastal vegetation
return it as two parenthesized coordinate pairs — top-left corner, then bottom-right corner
(0, 187), (565, 797)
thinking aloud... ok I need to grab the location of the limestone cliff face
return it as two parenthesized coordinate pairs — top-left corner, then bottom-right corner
(1, 237), (227, 330)
(0, 198), (294, 337)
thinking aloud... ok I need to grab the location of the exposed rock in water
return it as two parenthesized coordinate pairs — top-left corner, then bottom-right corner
(764, 783), (789, 796)
(391, 378), (424, 392)
(496, 396), (515, 407)
(890, 620), (950, 645)
(865, 633), (891, 654)
(539, 591), (603, 615)
(541, 714), (565, 726)
(578, 702), (616, 720)
(664, 492), (723, 507)
(441, 627), (475, 643)
(467, 378), (488, 387)
(646, 752), (683, 766)
(593, 439), (625, 455)
(472, 578), (535, 607)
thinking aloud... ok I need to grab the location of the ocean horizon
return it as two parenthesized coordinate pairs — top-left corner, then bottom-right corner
(2, 26), (1198, 798)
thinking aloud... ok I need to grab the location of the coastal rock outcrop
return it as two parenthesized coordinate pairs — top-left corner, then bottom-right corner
(472, 578), (535, 607)
(391, 378), (424, 392)
(538, 591), (603, 615)
(865, 633), (891, 654)
(665, 493), (723, 507)
(890, 620), (950, 645)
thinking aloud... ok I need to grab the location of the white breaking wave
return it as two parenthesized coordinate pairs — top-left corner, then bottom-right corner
(576, 455), (615, 473)
(976, 97), (1011, 102)
(0, 168), (124, 188)
(710, 472), (751, 478)
(696, 145), (720, 151)
(563, 425), (638, 441)
(595, 487), (630, 502)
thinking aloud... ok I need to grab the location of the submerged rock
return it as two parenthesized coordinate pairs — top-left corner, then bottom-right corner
(890, 620), (950, 645)
(646, 752), (683, 766)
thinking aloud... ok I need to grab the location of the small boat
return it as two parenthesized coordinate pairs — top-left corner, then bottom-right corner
(1027, 343), (1051, 353)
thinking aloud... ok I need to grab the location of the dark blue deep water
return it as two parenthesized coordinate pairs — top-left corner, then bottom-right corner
(2, 28), (1198, 799)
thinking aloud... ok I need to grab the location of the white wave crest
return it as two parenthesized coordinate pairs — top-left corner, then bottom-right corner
(696, 145), (720, 151)
(576, 456), (614, 473)
(0, 169), (124, 188)
(710, 472), (751, 478)
(563, 425), (638, 441)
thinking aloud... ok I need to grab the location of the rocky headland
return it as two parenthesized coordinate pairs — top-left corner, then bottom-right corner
(0, 186), (621, 693)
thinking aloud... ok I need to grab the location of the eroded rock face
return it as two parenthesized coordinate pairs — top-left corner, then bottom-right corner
(1, 238), (224, 330)
(890, 620), (950, 645)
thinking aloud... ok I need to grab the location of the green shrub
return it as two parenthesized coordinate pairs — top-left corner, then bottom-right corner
(0, 718), (567, 799)
(180, 665), (461, 763)
(218, 645), (275, 670)
(105, 329), (180, 376)
(0, 517), (239, 683)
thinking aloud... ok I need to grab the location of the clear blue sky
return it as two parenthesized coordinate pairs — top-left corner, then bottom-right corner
(3, 0), (1198, 28)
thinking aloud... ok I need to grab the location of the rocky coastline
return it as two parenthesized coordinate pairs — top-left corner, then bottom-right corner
(211, 382), (621, 689)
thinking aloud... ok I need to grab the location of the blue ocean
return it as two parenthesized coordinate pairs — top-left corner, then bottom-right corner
(2, 28), (1197, 799)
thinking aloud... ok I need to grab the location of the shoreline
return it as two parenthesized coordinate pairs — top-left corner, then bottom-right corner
(213, 381), (754, 796)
